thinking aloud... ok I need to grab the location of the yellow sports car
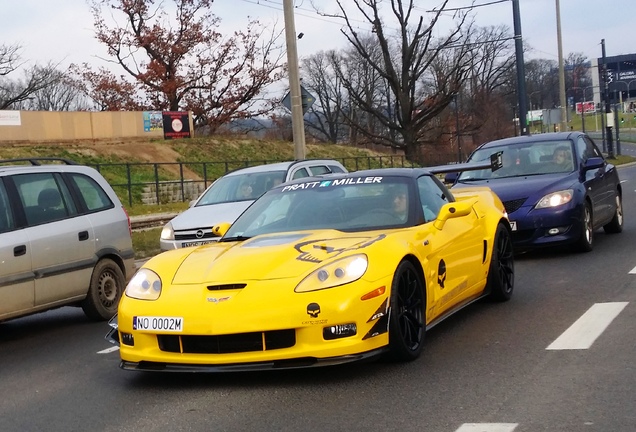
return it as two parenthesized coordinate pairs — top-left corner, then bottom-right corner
(107, 162), (514, 372)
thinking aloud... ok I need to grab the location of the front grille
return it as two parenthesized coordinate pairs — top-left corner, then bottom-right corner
(157, 329), (296, 354)
(207, 284), (246, 291)
(175, 230), (219, 241)
(502, 198), (527, 214)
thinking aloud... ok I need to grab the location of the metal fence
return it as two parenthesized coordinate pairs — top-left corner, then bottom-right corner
(90, 155), (418, 207)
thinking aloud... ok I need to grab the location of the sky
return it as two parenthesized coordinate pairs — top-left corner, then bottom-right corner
(1, 0), (634, 75)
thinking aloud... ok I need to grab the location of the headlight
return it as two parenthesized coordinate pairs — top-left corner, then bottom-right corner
(125, 269), (162, 300)
(295, 254), (368, 293)
(535, 189), (573, 209)
(160, 222), (174, 240)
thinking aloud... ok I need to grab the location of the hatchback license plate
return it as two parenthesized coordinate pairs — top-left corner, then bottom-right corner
(182, 240), (213, 247)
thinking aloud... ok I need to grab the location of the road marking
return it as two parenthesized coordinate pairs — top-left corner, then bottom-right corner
(97, 346), (120, 354)
(455, 424), (518, 432)
(628, 265), (636, 274)
(546, 302), (628, 350)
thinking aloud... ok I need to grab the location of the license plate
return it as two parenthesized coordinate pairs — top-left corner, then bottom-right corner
(182, 240), (213, 248)
(133, 316), (184, 332)
(510, 221), (517, 231)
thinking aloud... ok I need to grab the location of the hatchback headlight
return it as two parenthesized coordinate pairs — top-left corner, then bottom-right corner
(160, 222), (174, 240)
(295, 254), (368, 293)
(126, 269), (162, 300)
(536, 189), (573, 209)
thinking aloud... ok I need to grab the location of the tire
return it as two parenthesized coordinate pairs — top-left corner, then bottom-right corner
(575, 201), (594, 252)
(81, 258), (125, 321)
(603, 193), (623, 234)
(487, 223), (515, 302)
(387, 261), (425, 361)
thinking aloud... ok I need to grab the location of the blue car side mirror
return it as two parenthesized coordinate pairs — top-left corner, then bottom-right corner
(581, 157), (604, 171)
(444, 172), (459, 184)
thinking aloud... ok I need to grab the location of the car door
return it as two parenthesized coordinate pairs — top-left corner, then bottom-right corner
(0, 179), (34, 319)
(579, 136), (612, 224)
(10, 172), (96, 307)
(415, 176), (484, 317)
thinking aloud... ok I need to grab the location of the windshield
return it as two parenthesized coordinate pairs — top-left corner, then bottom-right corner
(224, 176), (412, 239)
(459, 140), (576, 180)
(196, 170), (287, 206)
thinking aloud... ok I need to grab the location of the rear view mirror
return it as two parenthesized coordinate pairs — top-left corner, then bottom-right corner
(212, 222), (231, 237)
(433, 200), (474, 230)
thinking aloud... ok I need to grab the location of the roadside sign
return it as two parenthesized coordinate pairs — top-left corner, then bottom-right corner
(282, 85), (316, 115)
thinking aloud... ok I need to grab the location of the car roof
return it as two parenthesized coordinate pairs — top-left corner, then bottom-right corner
(224, 159), (346, 176)
(479, 132), (583, 149)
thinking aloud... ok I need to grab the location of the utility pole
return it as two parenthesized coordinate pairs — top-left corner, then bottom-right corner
(283, 0), (306, 160)
(512, 0), (528, 135)
(601, 39), (614, 158)
(555, 0), (567, 132)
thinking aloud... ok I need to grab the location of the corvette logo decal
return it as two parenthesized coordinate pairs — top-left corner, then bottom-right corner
(294, 235), (385, 263)
(437, 259), (446, 288)
(307, 302), (321, 318)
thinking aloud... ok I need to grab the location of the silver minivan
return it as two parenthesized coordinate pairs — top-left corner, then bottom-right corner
(160, 159), (347, 250)
(0, 159), (136, 322)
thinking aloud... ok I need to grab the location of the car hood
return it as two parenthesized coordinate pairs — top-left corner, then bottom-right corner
(171, 230), (388, 284)
(169, 201), (253, 230)
(455, 173), (577, 203)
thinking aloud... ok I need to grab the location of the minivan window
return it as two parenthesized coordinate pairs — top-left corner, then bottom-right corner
(0, 181), (14, 233)
(12, 173), (74, 226)
(70, 173), (114, 212)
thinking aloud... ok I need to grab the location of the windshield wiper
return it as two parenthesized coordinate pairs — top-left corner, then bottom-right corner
(458, 178), (490, 182)
(219, 235), (252, 242)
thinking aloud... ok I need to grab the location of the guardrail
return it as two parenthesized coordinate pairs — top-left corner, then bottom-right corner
(130, 213), (178, 231)
(91, 155), (421, 207)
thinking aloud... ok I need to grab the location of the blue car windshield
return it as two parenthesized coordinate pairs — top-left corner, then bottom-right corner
(225, 176), (412, 238)
(459, 140), (576, 180)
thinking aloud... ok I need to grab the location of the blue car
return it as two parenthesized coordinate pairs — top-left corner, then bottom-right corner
(447, 132), (623, 252)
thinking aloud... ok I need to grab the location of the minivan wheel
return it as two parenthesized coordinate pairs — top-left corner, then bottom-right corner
(82, 258), (125, 321)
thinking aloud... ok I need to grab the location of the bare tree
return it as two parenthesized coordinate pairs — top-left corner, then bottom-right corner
(301, 50), (348, 143)
(87, 0), (285, 132)
(0, 43), (22, 76)
(0, 64), (64, 110)
(314, 0), (475, 161)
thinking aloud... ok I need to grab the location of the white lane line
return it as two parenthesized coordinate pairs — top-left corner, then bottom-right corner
(628, 265), (636, 274)
(97, 346), (120, 354)
(455, 424), (518, 432)
(546, 302), (628, 350)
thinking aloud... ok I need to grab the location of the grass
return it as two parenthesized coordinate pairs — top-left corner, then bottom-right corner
(132, 227), (163, 260)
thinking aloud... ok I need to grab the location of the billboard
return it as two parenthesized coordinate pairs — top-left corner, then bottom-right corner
(575, 101), (596, 114)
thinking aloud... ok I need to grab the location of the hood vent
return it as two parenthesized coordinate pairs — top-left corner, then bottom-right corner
(207, 283), (246, 291)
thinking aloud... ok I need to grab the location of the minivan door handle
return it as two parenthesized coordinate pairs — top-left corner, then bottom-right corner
(14, 245), (26, 256)
(78, 231), (89, 241)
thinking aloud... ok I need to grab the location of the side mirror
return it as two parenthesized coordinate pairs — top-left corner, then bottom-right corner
(433, 200), (474, 230)
(444, 172), (459, 184)
(188, 199), (197, 208)
(212, 222), (231, 237)
(581, 157), (604, 171)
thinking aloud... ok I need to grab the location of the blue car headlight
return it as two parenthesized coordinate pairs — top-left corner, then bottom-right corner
(295, 254), (368, 293)
(536, 189), (573, 209)
(125, 269), (162, 300)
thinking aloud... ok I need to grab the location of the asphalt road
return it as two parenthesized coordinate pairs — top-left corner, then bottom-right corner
(2, 164), (636, 432)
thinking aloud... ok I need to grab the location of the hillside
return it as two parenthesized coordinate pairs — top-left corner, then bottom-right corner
(0, 136), (400, 170)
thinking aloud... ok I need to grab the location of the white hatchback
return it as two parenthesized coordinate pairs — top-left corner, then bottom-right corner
(159, 159), (347, 250)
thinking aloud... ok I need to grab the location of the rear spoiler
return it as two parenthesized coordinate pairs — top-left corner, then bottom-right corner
(427, 151), (503, 175)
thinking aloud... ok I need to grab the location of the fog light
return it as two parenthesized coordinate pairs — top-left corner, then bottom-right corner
(323, 323), (357, 340)
(547, 226), (569, 236)
(121, 332), (135, 346)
